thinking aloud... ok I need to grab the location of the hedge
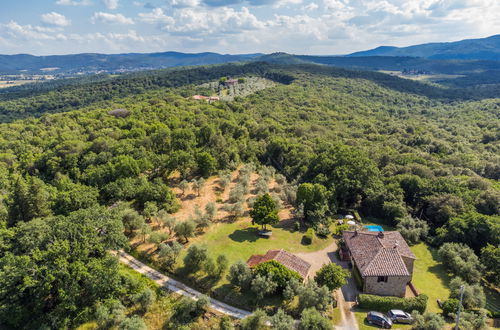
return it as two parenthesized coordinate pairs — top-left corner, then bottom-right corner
(358, 293), (428, 314)
(303, 228), (314, 245)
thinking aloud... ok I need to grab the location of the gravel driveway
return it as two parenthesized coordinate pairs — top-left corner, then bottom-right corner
(295, 241), (360, 330)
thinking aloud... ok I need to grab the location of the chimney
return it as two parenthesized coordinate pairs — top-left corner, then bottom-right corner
(377, 231), (384, 239)
(354, 228), (358, 236)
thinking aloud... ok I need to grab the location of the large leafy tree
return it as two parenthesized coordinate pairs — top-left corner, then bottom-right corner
(314, 263), (350, 291)
(250, 193), (279, 231)
(0, 206), (127, 328)
(296, 183), (330, 222)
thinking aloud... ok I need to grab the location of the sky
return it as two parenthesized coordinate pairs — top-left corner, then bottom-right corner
(1, 0), (499, 55)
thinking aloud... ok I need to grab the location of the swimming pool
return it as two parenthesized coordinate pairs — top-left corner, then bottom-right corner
(364, 225), (384, 232)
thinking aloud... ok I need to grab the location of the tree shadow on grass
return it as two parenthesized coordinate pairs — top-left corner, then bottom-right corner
(228, 227), (261, 242)
(428, 247), (452, 288)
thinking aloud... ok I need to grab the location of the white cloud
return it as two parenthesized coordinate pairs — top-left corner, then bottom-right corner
(0, 21), (66, 41)
(161, 7), (264, 35)
(302, 2), (318, 11)
(102, 0), (119, 9)
(41, 12), (72, 27)
(138, 8), (175, 24)
(91, 12), (135, 24)
(56, 0), (92, 5)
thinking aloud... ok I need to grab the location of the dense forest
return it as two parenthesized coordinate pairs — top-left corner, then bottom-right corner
(0, 62), (498, 328)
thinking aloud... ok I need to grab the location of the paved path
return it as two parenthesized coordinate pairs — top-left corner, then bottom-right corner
(114, 250), (251, 319)
(295, 242), (360, 330)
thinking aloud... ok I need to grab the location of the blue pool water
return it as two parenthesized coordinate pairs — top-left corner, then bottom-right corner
(364, 225), (384, 232)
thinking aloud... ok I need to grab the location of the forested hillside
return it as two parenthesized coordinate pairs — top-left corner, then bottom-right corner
(0, 63), (498, 328)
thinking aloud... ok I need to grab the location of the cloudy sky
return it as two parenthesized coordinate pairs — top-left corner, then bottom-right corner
(1, 0), (499, 55)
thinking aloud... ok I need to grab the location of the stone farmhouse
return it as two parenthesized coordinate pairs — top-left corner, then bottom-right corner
(341, 230), (416, 297)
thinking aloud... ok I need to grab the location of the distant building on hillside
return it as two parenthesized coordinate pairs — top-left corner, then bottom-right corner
(224, 79), (238, 86)
(247, 249), (311, 279)
(192, 95), (220, 102)
(341, 230), (416, 297)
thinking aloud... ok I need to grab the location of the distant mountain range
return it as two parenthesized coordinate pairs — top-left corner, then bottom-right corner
(1, 35), (500, 79)
(0, 52), (262, 75)
(348, 34), (500, 60)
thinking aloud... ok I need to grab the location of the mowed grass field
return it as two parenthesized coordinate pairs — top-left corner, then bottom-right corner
(179, 218), (334, 268)
(410, 243), (451, 313)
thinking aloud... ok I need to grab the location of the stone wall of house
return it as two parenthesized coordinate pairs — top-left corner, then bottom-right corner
(401, 256), (414, 275)
(364, 275), (410, 297)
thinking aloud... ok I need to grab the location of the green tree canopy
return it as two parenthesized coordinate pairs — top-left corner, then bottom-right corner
(250, 193), (279, 231)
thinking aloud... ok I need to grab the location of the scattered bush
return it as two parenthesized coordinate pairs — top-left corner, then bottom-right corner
(299, 308), (332, 330)
(254, 260), (302, 289)
(131, 288), (156, 312)
(174, 220), (195, 242)
(395, 216), (429, 245)
(183, 244), (208, 273)
(270, 309), (294, 330)
(455, 310), (488, 330)
(119, 315), (147, 330)
(303, 228), (314, 245)
(205, 202), (217, 221)
(158, 241), (183, 270)
(449, 277), (486, 309)
(227, 260), (252, 289)
(481, 244), (500, 286)
(411, 311), (445, 330)
(441, 298), (460, 317)
(357, 293), (428, 314)
(298, 280), (333, 312)
(251, 273), (278, 300)
(240, 309), (268, 330)
(219, 316), (235, 330)
(438, 243), (483, 284)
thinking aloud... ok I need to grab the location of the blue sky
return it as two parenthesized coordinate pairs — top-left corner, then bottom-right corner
(1, 0), (499, 55)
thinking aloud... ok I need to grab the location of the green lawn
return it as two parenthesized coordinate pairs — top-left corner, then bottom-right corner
(410, 243), (451, 313)
(174, 218), (335, 310)
(180, 218), (334, 269)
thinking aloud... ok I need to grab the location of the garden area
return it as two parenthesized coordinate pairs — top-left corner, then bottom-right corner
(126, 164), (341, 318)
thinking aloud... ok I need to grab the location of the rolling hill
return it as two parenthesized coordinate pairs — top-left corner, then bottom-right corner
(348, 34), (500, 60)
(0, 51), (262, 75)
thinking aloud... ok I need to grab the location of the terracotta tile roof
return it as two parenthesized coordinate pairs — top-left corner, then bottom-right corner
(246, 249), (311, 279)
(342, 231), (415, 277)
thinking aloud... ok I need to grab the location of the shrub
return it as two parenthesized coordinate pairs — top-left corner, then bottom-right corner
(456, 310), (488, 330)
(119, 315), (147, 330)
(303, 228), (314, 245)
(251, 273), (278, 300)
(441, 298), (460, 317)
(298, 280), (333, 312)
(254, 260), (302, 289)
(174, 220), (195, 242)
(315, 223), (331, 237)
(438, 242), (482, 284)
(270, 309), (294, 330)
(227, 260), (252, 289)
(299, 308), (332, 330)
(449, 277), (486, 309)
(183, 244), (208, 273)
(219, 316), (235, 330)
(395, 216), (429, 245)
(314, 263), (350, 291)
(357, 293), (428, 314)
(131, 288), (156, 312)
(240, 309), (268, 330)
(158, 241), (183, 270)
(411, 311), (445, 330)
